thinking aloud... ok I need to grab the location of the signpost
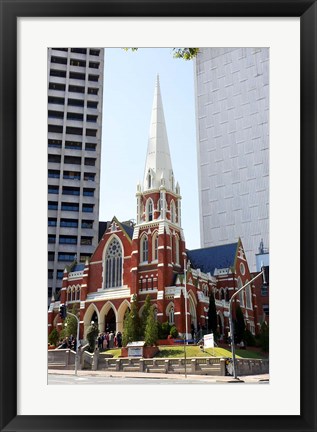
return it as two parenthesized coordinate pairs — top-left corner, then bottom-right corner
(127, 341), (145, 357)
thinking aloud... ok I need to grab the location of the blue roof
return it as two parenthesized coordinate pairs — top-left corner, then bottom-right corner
(187, 242), (238, 275)
(121, 223), (134, 240)
(72, 264), (85, 272)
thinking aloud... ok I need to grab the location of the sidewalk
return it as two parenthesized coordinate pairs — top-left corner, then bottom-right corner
(48, 368), (269, 383)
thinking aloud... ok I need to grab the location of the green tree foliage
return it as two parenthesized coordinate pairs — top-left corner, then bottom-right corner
(172, 48), (200, 60)
(144, 306), (158, 346)
(123, 47), (199, 61)
(234, 304), (246, 343)
(123, 294), (141, 346)
(243, 328), (256, 347)
(260, 322), (269, 352)
(123, 311), (133, 347)
(141, 294), (152, 338)
(208, 292), (218, 334)
(169, 326), (178, 338)
(157, 321), (172, 339)
(63, 304), (79, 338)
(48, 328), (59, 346)
(86, 322), (99, 352)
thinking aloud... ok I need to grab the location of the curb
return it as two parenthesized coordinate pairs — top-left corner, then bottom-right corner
(48, 369), (269, 383)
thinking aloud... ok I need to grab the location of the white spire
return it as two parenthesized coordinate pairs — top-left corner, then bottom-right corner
(143, 75), (174, 192)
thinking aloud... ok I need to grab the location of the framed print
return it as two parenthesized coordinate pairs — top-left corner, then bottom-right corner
(0, 1), (316, 431)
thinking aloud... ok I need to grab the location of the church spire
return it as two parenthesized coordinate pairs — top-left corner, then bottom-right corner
(143, 75), (174, 192)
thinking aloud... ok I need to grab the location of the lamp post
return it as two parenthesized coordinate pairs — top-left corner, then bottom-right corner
(228, 268), (265, 379)
(65, 309), (80, 376)
(183, 259), (189, 344)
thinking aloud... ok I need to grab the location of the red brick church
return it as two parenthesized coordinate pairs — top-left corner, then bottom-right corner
(48, 77), (260, 341)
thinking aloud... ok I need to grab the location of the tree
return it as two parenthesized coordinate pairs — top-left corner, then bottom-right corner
(86, 322), (99, 352)
(173, 48), (200, 60)
(122, 311), (133, 347)
(260, 322), (269, 352)
(122, 294), (141, 346)
(123, 48), (199, 61)
(157, 321), (172, 340)
(63, 304), (78, 338)
(169, 326), (178, 338)
(144, 306), (158, 346)
(141, 294), (152, 338)
(208, 292), (218, 334)
(48, 328), (59, 347)
(234, 304), (246, 343)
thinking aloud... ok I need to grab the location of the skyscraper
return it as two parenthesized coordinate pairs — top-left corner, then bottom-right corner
(48, 47), (104, 299)
(194, 48), (269, 271)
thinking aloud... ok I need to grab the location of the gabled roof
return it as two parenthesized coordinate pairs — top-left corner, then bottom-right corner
(186, 242), (239, 275)
(71, 263), (85, 272)
(121, 222), (134, 240)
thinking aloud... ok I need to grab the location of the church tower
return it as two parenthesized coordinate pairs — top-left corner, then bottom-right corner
(131, 76), (186, 324)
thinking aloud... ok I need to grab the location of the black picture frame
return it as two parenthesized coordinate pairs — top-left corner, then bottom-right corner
(0, 1), (316, 431)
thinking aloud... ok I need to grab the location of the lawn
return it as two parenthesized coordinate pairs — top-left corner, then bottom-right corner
(101, 345), (267, 359)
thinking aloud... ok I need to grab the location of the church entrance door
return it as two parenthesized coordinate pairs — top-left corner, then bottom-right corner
(104, 308), (116, 332)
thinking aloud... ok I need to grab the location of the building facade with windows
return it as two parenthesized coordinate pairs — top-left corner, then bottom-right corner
(48, 77), (261, 341)
(194, 48), (269, 271)
(48, 48), (104, 300)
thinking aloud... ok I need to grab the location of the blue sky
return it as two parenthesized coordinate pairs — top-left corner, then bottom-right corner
(99, 48), (200, 250)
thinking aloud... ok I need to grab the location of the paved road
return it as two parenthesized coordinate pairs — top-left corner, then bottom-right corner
(48, 370), (269, 385)
(48, 374), (217, 385)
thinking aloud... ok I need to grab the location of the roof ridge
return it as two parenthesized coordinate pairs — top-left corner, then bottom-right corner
(187, 241), (238, 253)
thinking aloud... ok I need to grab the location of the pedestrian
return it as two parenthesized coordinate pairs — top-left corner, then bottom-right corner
(116, 331), (122, 348)
(105, 332), (109, 349)
(109, 331), (114, 349)
(97, 333), (103, 351)
(191, 323), (195, 340)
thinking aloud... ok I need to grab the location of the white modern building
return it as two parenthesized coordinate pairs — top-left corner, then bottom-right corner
(194, 48), (269, 271)
(48, 47), (104, 299)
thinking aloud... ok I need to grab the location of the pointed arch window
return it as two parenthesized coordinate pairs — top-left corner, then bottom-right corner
(104, 237), (123, 288)
(170, 234), (174, 263)
(170, 200), (176, 223)
(246, 282), (252, 309)
(170, 171), (174, 191)
(225, 289), (230, 302)
(152, 231), (159, 261)
(167, 304), (175, 325)
(141, 235), (148, 263)
(237, 277), (244, 307)
(175, 234), (180, 265)
(147, 170), (152, 189)
(147, 199), (153, 221)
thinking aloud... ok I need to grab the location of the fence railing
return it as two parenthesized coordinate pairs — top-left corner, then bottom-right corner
(48, 349), (269, 377)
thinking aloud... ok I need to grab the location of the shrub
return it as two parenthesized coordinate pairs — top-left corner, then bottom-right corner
(158, 321), (172, 339)
(144, 307), (158, 346)
(234, 305), (246, 343)
(243, 329), (256, 347)
(169, 326), (178, 338)
(141, 294), (152, 338)
(260, 322), (269, 352)
(86, 323), (99, 352)
(48, 328), (59, 346)
(123, 294), (141, 346)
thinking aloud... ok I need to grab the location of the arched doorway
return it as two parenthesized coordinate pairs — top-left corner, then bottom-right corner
(83, 303), (99, 338)
(104, 308), (116, 332)
(188, 291), (197, 331)
(117, 300), (131, 332)
(91, 311), (98, 326)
